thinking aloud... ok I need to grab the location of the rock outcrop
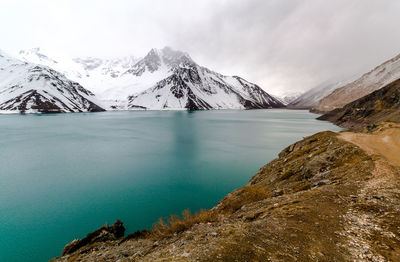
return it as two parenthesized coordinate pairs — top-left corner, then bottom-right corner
(61, 220), (125, 256)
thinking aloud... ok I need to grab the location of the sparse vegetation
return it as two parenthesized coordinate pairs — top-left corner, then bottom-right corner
(151, 209), (218, 238)
(219, 185), (270, 214)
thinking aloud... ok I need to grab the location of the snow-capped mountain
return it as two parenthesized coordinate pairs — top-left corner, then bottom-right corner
(314, 53), (400, 112)
(0, 50), (104, 113)
(19, 48), (141, 103)
(127, 48), (283, 110)
(19, 47), (283, 110)
(275, 91), (303, 105)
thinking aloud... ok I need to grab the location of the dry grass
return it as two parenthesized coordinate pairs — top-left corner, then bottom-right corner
(151, 209), (218, 238)
(219, 185), (270, 214)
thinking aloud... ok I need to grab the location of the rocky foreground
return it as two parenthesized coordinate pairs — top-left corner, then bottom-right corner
(51, 122), (400, 261)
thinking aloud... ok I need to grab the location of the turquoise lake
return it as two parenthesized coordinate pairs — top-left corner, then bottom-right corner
(0, 110), (343, 261)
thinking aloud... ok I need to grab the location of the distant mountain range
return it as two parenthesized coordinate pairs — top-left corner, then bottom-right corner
(275, 91), (302, 106)
(4, 46), (400, 114)
(314, 53), (400, 113)
(16, 47), (284, 112)
(0, 50), (104, 113)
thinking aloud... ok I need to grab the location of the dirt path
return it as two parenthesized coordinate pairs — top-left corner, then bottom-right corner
(339, 124), (400, 167)
(339, 124), (400, 261)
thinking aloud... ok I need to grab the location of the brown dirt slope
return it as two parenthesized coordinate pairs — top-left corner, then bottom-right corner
(340, 124), (400, 166)
(51, 127), (400, 262)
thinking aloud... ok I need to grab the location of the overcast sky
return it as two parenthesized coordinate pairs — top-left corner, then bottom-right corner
(1, 0), (400, 96)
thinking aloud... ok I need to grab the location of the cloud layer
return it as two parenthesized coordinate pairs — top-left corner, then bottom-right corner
(1, 0), (399, 95)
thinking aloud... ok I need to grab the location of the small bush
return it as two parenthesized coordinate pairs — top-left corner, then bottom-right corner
(151, 209), (217, 238)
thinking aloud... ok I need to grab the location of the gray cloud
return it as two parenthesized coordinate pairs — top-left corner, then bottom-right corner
(1, 0), (399, 95)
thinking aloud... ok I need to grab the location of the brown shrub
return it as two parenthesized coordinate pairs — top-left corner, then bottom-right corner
(151, 209), (218, 238)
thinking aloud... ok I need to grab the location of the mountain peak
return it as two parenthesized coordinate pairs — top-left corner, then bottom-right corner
(145, 47), (193, 63)
(134, 47), (195, 75)
(19, 47), (41, 55)
(19, 47), (58, 65)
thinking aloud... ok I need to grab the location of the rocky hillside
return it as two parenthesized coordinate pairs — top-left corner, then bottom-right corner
(314, 53), (400, 113)
(52, 125), (400, 261)
(0, 50), (104, 113)
(288, 77), (356, 109)
(318, 78), (400, 131)
(19, 47), (283, 110)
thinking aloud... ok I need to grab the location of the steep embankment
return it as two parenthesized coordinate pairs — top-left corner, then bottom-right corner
(318, 78), (400, 131)
(52, 126), (400, 261)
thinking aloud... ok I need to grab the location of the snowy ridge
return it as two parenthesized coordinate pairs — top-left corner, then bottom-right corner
(18, 47), (283, 110)
(18, 48), (142, 102)
(0, 50), (104, 113)
(128, 48), (283, 110)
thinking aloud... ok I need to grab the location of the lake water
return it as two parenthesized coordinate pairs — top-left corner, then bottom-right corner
(0, 110), (342, 261)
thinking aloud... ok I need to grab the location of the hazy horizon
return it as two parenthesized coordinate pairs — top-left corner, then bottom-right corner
(1, 0), (400, 96)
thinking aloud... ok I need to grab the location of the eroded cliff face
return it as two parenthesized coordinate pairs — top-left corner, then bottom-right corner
(52, 128), (400, 262)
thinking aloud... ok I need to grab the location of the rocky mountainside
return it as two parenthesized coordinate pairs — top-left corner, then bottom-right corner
(19, 48), (140, 104)
(318, 78), (400, 131)
(52, 126), (400, 261)
(314, 53), (400, 112)
(288, 77), (357, 109)
(0, 50), (104, 113)
(19, 47), (283, 110)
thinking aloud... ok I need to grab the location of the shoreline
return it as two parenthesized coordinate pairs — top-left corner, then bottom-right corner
(52, 122), (400, 261)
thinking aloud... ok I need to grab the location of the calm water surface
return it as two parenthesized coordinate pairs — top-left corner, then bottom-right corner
(0, 110), (342, 261)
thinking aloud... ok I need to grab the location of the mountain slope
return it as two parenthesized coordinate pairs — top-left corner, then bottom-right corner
(19, 48), (141, 103)
(0, 50), (104, 113)
(318, 78), (400, 131)
(276, 91), (302, 106)
(19, 47), (283, 110)
(127, 48), (283, 110)
(314, 53), (400, 112)
(288, 77), (357, 109)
